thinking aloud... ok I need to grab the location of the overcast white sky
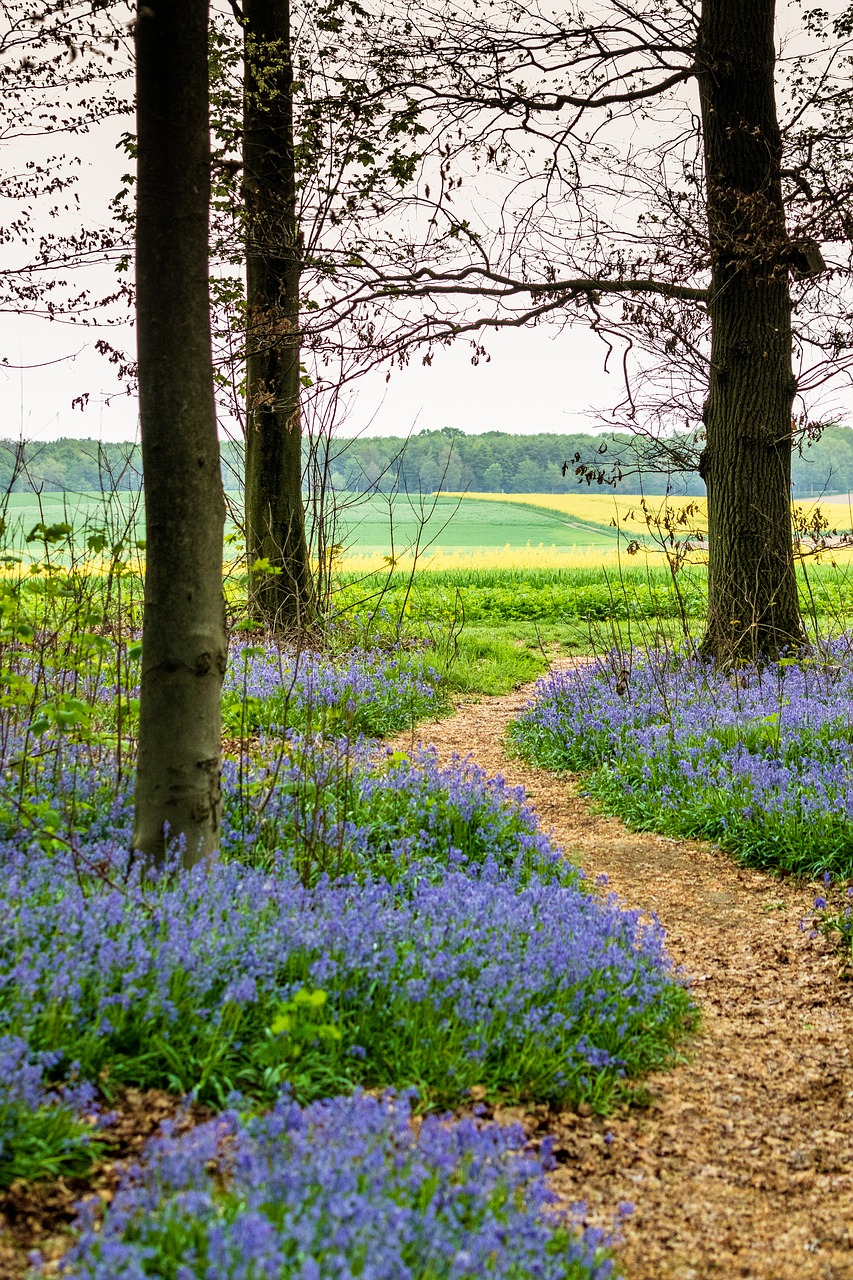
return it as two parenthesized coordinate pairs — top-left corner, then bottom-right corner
(0, 8), (664, 446)
(0, 305), (626, 443)
(1, 0), (850, 445)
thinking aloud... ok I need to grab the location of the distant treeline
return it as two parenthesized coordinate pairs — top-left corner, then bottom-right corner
(326, 429), (693, 495)
(324, 426), (853, 497)
(3, 425), (853, 497)
(0, 439), (244, 494)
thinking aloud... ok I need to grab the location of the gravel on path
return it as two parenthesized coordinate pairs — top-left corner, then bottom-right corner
(392, 673), (853, 1280)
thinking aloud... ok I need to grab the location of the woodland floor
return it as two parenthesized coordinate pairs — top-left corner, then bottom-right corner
(392, 667), (853, 1280)
(5, 673), (853, 1278)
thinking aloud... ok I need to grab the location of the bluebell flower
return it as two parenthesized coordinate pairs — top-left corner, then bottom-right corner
(54, 1091), (619, 1280)
(511, 642), (853, 877)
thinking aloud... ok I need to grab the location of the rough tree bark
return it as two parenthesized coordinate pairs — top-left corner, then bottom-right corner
(697, 0), (805, 661)
(133, 0), (228, 866)
(243, 0), (315, 630)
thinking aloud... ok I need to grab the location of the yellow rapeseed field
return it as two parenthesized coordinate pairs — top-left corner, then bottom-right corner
(450, 490), (853, 531)
(338, 543), (682, 573)
(447, 491), (710, 535)
(363, 493), (853, 571)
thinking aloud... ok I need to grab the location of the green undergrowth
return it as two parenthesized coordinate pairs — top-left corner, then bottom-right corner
(333, 565), (704, 627)
(333, 562), (853, 629)
(441, 629), (550, 694)
(0, 1097), (102, 1190)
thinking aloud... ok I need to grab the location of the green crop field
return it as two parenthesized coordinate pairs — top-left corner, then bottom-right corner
(334, 494), (618, 552)
(0, 490), (143, 542)
(0, 491), (141, 521)
(0, 490), (621, 559)
(5, 491), (851, 599)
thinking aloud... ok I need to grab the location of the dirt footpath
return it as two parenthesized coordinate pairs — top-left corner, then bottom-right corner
(393, 677), (853, 1280)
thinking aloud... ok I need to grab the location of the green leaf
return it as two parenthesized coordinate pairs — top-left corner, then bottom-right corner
(26, 522), (73, 545)
(250, 557), (282, 576)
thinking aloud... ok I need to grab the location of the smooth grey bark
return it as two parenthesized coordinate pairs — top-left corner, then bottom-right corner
(132, 0), (228, 866)
(243, 0), (315, 630)
(697, 0), (805, 661)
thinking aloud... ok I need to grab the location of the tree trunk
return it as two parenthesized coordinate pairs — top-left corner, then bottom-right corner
(696, 0), (804, 662)
(133, 0), (227, 867)
(243, 0), (315, 630)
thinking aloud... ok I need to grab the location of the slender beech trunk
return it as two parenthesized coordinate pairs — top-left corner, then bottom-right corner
(243, 0), (315, 630)
(696, 0), (804, 661)
(133, 0), (227, 866)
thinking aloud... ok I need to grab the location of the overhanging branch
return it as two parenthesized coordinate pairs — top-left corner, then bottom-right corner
(373, 264), (710, 305)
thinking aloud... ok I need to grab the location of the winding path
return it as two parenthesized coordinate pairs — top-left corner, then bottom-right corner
(393, 676), (853, 1280)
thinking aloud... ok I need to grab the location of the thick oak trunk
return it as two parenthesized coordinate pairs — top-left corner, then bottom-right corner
(133, 0), (227, 866)
(697, 0), (804, 662)
(243, 0), (314, 631)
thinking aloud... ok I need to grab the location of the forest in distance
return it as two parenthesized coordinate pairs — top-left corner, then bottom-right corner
(6, 423), (853, 497)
